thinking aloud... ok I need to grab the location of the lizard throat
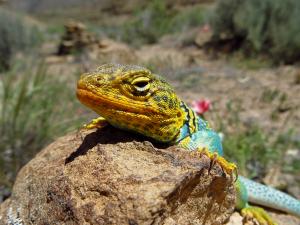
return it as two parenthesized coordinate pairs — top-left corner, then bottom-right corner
(77, 88), (184, 143)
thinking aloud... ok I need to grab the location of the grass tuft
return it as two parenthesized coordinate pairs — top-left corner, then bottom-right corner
(0, 61), (83, 197)
(0, 8), (43, 71)
(111, 0), (208, 46)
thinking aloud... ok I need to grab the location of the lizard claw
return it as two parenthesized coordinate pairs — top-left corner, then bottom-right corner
(82, 117), (108, 130)
(241, 206), (278, 225)
(199, 148), (238, 181)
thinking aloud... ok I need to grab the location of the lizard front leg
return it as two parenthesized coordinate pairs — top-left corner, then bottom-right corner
(178, 129), (277, 224)
(179, 130), (237, 178)
(193, 147), (238, 178)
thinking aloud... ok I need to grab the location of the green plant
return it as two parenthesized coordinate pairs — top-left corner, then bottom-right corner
(168, 5), (207, 33)
(0, 61), (83, 194)
(122, 0), (174, 45)
(0, 8), (43, 71)
(260, 89), (281, 103)
(228, 52), (273, 70)
(210, 0), (300, 63)
(223, 125), (278, 177)
(121, 1), (207, 46)
(214, 100), (298, 178)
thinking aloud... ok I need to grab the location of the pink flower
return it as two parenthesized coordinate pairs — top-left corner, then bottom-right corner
(192, 99), (211, 115)
(201, 24), (211, 33)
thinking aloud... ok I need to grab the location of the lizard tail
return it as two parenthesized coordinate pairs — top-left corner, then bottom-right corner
(239, 176), (300, 217)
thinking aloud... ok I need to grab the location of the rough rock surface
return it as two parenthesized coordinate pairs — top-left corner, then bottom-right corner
(0, 126), (235, 225)
(226, 211), (300, 225)
(57, 21), (98, 56)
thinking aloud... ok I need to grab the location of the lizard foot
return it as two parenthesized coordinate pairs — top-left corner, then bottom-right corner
(241, 206), (278, 225)
(199, 148), (237, 180)
(83, 117), (108, 129)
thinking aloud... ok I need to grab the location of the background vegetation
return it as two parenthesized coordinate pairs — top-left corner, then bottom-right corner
(0, 0), (299, 202)
(210, 0), (300, 64)
(119, 0), (207, 46)
(0, 61), (83, 199)
(0, 8), (42, 72)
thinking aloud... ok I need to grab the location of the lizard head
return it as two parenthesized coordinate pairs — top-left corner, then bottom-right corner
(77, 63), (185, 143)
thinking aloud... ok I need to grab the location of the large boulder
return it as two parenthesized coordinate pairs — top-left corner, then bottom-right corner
(0, 126), (235, 225)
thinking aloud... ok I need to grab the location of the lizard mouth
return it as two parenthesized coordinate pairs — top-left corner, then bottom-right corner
(76, 88), (177, 128)
(76, 88), (159, 117)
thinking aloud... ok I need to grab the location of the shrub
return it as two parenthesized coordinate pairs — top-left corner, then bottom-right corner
(217, 101), (298, 178)
(0, 61), (83, 199)
(0, 8), (42, 71)
(121, 0), (207, 46)
(223, 125), (278, 177)
(210, 0), (300, 63)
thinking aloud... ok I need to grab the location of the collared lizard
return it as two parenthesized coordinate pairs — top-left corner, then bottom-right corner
(76, 63), (300, 225)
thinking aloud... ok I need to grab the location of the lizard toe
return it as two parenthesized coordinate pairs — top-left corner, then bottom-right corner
(198, 148), (237, 180)
(83, 117), (108, 129)
(241, 206), (278, 225)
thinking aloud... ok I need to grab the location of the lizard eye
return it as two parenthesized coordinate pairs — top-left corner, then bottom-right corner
(132, 77), (150, 92)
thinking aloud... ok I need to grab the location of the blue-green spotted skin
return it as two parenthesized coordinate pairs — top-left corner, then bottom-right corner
(176, 102), (223, 155)
(177, 105), (300, 218)
(238, 176), (300, 216)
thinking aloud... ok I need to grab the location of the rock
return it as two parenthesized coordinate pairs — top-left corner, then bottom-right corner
(136, 45), (192, 69)
(226, 212), (244, 225)
(226, 211), (300, 225)
(0, 126), (235, 225)
(194, 24), (213, 48)
(158, 28), (200, 48)
(97, 39), (137, 64)
(295, 69), (300, 84)
(269, 211), (300, 225)
(57, 21), (98, 55)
